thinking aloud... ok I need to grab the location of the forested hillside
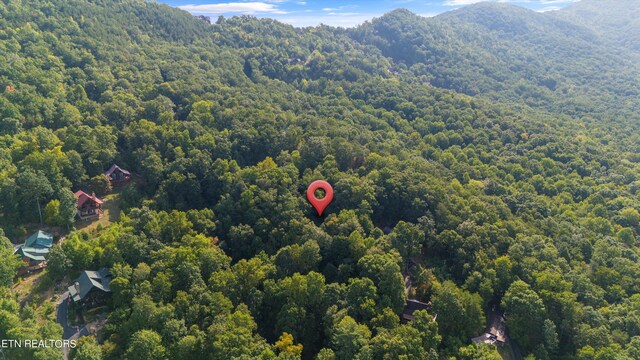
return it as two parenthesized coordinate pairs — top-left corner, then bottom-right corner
(554, 0), (640, 53)
(350, 4), (640, 122)
(1, 0), (640, 359)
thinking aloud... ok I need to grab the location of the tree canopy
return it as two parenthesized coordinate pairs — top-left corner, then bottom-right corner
(1, 0), (639, 359)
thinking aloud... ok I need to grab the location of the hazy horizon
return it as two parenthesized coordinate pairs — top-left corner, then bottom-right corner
(160, 0), (579, 27)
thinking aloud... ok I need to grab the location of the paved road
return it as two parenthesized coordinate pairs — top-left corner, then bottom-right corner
(56, 289), (107, 340)
(57, 291), (90, 360)
(56, 291), (81, 340)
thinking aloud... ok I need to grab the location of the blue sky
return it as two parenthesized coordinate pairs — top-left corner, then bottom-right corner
(160, 0), (579, 27)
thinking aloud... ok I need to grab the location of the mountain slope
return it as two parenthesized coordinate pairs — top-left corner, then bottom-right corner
(555, 0), (640, 52)
(349, 4), (640, 122)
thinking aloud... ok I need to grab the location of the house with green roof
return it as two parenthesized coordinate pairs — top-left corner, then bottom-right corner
(68, 268), (112, 307)
(14, 230), (53, 266)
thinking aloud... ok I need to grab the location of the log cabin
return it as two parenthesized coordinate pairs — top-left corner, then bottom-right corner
(75, 190), (104, 220)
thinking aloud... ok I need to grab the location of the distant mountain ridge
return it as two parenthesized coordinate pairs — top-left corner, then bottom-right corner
(438, 3), (594, 40)
(554, 0), (640, 52)
(347, 2), (640, 122)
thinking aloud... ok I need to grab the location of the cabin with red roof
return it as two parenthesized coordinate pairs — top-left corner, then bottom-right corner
(75, 190), (104, 220)
(104, 164), (131, 186)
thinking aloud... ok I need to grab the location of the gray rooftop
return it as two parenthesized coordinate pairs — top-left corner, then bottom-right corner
(68, 268), (112, 302)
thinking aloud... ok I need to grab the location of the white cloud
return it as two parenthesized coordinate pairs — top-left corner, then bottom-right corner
(444, 0), (494, 5)
(177, 2), (373, 27)
(444, 0), (578, 6)
(327, 12), (360, 16)
(268, 12), (380, 27)
(537, 5), (561, 12)
(322, 5), (357, 12)
(178, 2), (288, 14)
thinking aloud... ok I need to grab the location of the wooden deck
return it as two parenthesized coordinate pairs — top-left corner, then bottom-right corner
(17, 262), (47, 276)
(77, 208), (104, 221)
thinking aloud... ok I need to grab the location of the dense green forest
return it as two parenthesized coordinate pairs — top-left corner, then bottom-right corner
(1, 0), (640, 359)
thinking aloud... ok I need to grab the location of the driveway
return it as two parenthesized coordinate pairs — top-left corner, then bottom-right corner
(56, 291), (81, 340)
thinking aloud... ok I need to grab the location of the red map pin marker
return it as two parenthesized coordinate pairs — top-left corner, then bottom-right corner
(306, 180), (334, 216)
